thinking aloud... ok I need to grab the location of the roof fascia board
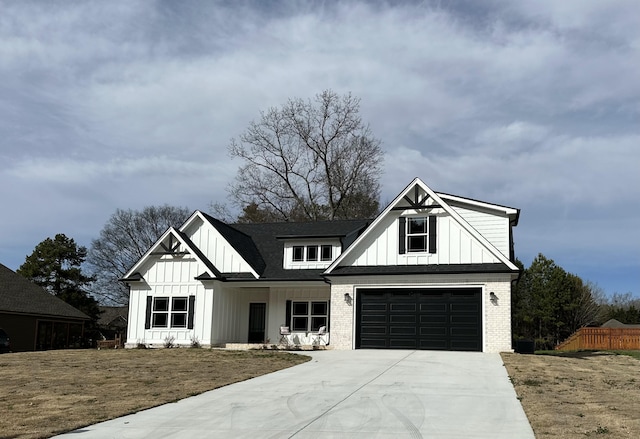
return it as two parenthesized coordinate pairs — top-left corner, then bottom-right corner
(436, 193), (519, 216)
(325, 178), (518, 273)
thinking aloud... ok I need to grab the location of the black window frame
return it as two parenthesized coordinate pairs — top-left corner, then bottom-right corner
(320, 245), (333, 261)
(306, 245), (318, 261)
(292, 246), (304, 262)
(290, 300), (328, 331)
(151, 296), (190, 329)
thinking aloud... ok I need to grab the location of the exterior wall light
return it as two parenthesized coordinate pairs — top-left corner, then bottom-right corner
(489, 292), (498, 304)
(344, 292), (352, 305)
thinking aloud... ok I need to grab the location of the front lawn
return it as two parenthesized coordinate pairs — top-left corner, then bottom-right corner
(0, 348), (309, 438)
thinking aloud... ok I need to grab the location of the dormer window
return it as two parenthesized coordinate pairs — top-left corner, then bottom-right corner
(321, 245), (332, 261)
(284, 242), (338, 268)
(291, 244), (333, 262)
(306, 245), (318, 261)
(293, 246), (304, 262)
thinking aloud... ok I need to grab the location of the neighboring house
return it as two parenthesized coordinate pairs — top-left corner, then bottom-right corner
(0, 263), (89, 352)
(123, 178), (520, 352)
(97, 306), (128, 340)
(601, 318), (640, 329)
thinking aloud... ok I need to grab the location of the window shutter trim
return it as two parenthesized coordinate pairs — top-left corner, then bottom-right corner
(145, 296), (152, 329)
(428, 215), (437, 254)
(187, 295), (195, 329)
(399, 217), (406, 254)
(285, 300), (292, 327)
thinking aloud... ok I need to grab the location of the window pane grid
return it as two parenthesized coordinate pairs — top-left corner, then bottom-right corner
(292, 245), (334, 262)
(407, 217), (428, 252)
(152, 296), (189, 329)
(291, 301), (328, 332)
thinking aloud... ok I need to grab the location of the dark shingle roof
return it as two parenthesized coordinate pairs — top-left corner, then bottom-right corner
(0, 263), (89, 320)
(200, 213), (266, 276)
(231, 219), (371, 280)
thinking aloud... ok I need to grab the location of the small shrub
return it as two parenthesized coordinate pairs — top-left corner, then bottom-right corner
(190, 336), (201, 348)
(136, 339), (147, 349)
(163, 336), (175, 348)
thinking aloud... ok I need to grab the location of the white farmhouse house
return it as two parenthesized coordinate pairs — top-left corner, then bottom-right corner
(123, 178), (520, 352)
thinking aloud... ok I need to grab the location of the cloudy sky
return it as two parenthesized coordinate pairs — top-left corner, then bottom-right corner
(1, 0), (638, 297)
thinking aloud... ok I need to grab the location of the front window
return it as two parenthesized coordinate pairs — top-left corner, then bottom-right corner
(291, 301), (328, 331)
(171, 297), (188, 328)
(407, 217), (428, 252)
(152, 297), (189, 328)
(152, 297), (169, 327)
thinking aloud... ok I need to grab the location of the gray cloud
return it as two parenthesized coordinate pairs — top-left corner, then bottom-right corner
(1, 0), (638, 295)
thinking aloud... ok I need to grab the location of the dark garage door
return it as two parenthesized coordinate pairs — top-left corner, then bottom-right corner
(356, 288), (482, 351)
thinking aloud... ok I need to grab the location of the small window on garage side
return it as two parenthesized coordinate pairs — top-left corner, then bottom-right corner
(321, 245), (333, 261)
(292, 246), (304, 262)
(152, 297), (169, 327)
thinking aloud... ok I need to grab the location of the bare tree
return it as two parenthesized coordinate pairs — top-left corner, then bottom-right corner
(228, 90), (383, 222)
(87, 205), (191, 305)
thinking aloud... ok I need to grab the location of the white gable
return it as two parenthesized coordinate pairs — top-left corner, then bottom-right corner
(124, 227), (217, 282)
(181, 212), (258, 277)
(325, 178), (518, 273)
(124, 211), (258, 282)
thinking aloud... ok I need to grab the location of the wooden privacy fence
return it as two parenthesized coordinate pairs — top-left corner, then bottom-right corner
(556, 327), (640, 351)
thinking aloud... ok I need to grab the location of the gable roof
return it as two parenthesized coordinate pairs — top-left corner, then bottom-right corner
(325, 177), (519, 274)
(199, 212), (266, 277)
(123, 226), (223, 281)
(0, 263), (89, 320)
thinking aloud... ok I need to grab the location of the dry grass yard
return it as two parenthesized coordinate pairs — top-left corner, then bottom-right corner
(3, 348), (639, 439)
(0, 348), (309, 439)
(502, 351), (640, 438)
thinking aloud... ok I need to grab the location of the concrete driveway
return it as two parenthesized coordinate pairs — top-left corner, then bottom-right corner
(56, 350), (534, 438)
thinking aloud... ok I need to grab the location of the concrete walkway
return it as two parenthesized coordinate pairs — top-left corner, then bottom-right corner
(55, 350), (534, 438)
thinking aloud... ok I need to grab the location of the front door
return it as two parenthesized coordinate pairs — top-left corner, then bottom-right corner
(248, 303), (266, 343)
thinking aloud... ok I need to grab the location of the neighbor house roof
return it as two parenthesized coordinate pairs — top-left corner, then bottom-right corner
(0, 263), (89, 320)
(601, 318), (640, 329)
(97, 306), (128, 327)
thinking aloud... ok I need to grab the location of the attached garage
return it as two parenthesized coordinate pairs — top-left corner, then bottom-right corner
(356, 288), (482, 351)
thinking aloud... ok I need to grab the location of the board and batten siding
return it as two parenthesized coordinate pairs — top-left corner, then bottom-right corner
(182, 216), (255, 275)
(126, 255), (214, 347)
(449, 204), (510, 258)
(342, 211), (501, 267)
(282, 240), (342, 270)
